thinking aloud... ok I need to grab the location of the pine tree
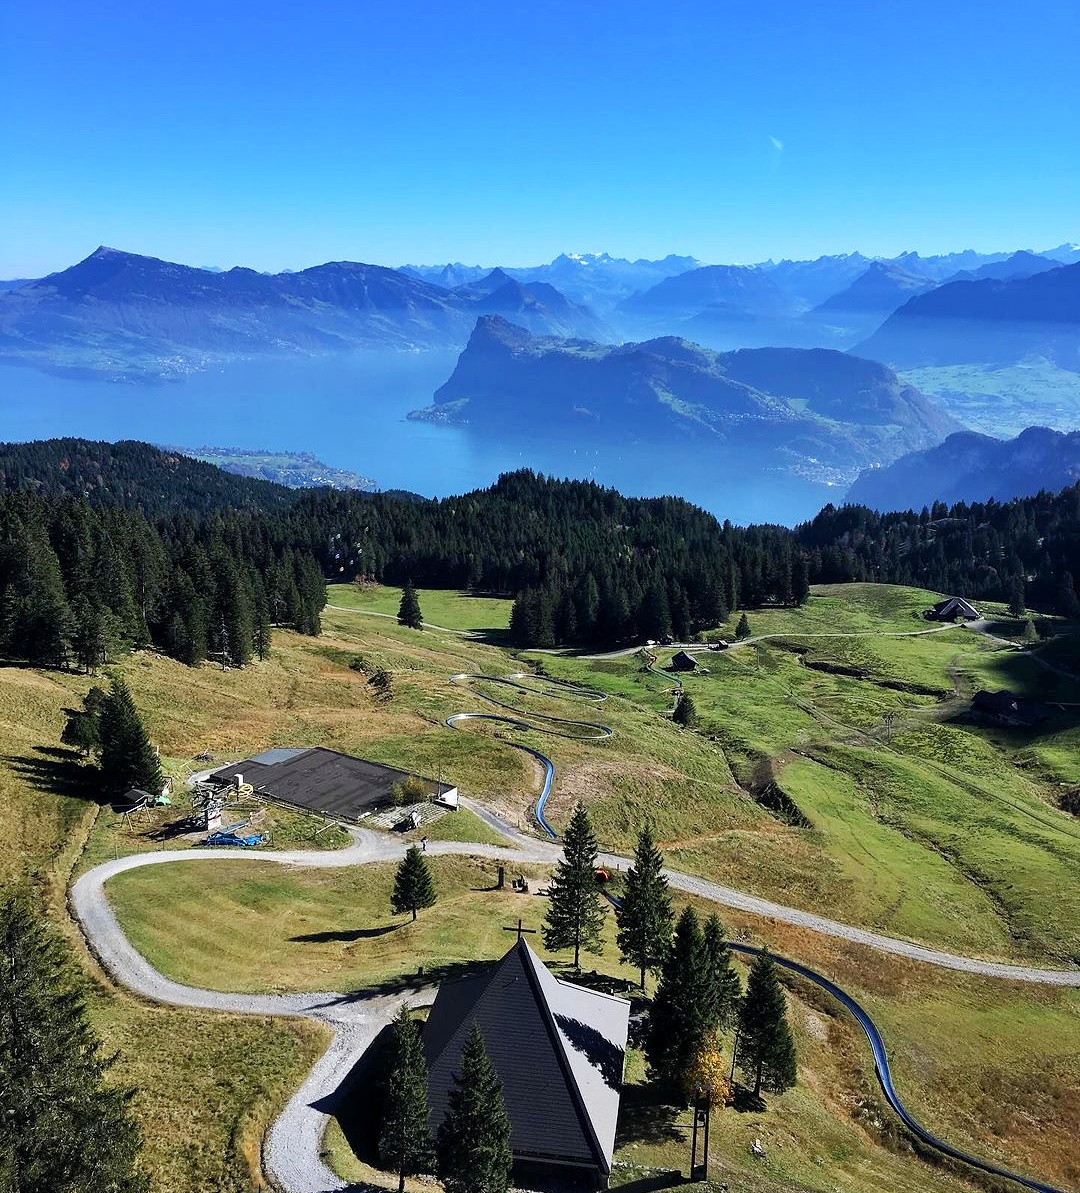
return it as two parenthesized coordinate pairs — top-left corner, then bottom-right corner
(702, 913), (742, 1033)
(0, 890), (147, 1193)
(398, 580), (424, 630)
(60, 686), (107, 757)
(436, 1025), (513, 1193)
(735, 612), (751, 640)
(615, 825), (674, 989)
(645, 906), (713, 1089)
(672, 691), (697, 727)
(737, 951), (798, 1099)
(542, 802), (606, 969)
(379, 1006), (434, 1193)
(792, 553), (810, 606)
(392, 846), (436, 921)
(1007, 575), (1026, 620)
(98, 676), (164, 797)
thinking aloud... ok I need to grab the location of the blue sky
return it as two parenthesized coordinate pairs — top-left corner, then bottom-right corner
(3, 0), (1078, 275)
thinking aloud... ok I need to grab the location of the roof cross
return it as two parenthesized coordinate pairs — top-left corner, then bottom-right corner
(503, 918), (537, 942)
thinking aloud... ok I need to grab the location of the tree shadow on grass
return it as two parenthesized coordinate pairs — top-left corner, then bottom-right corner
(315, 961), (484, 1006)
(1, 747), (103, 804)
(615, 1083), (686, 1149)
(290, 924), (401, 943)
(730, 1084), (767, 1113)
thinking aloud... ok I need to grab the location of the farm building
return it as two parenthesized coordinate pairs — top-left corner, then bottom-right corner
(926, 596), (981, 622)
(424, 938), (630, 1189)
(208, 747), (457, 821)
(669, 649), (698, 671)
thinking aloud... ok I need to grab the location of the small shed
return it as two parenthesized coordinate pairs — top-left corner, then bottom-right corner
(927, 596), (981, 622)
(670, 650), (698, 672)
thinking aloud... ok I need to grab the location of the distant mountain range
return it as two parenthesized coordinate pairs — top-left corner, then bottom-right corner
(3, 241), (1077, 385)
(847, 425), (1080, 511)
(401, 252), (703, 313)
(411, 315), (958, 481)
(856, 261), (1080, 370)
(0, 248), (611, 381)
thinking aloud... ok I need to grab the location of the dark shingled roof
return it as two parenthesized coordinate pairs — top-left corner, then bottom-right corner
(424, 939), (629, 1176)
(208, 747), (428, 820)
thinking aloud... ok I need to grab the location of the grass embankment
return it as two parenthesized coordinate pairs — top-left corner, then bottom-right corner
(104, 845), (1080, 1193)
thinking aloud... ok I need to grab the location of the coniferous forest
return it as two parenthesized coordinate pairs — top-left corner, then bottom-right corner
(2, 438), (1080, 668)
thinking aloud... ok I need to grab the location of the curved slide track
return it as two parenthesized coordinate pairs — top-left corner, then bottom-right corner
(732, 945), (1068, 1193)
(66, 665), (1079, 1193)
(446, 671), (611, 838)
(69, 833), (1076, 1193)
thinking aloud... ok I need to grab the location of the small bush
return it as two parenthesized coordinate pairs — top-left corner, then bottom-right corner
(392, 775), (428, 806)
(348, 654), (368, 673)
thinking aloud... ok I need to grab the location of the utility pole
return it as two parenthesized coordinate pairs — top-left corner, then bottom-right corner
(689, 1083), (712, 1182)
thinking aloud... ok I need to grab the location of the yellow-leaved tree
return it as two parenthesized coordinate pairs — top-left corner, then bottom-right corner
(684, 1034), (732, 1106)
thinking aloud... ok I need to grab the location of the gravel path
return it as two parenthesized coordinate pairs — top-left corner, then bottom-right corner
(69, 762), (1079, 1193)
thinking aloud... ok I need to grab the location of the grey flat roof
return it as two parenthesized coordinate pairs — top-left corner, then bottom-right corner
(209, 747), (433, 820)
(248, 747), (309, 766)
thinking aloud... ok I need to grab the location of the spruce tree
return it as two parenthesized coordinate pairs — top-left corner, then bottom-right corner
(735, 612), (751, 640)
(0, 890), (147, 1193)
(98, 676), (164, 797)
(1007, 576), (1026, 620)
(542, 802), (606, 969)
(737, 950), (798, 1099)
(398, 580), (424, 630)
(392, 845), (436, 921)
(645, 906), (712, 1090)
(615, 825), (674, 989)
(702, 913), (742, 1033)
(60, 686), (107, 757)
(437, 1023), (513, 1193)
(672, 691), (697, 727)
(379, 1006), (434, 1193)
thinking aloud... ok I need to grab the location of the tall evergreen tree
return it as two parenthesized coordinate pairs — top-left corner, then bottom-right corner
(60, 686), (107, 757)
(672, 691), (697, 727)
(645, 906), (713, 1089)
(97, 676), (164, 796)
(391, 845), (436, 921)
(436, 1024), (513, 1193)
(615, 825), (674, 989)
(542, 802), (606, 969)
(379, 1006), (434, 1193)
(0, 890), (147, 1193)
(735, 612), (751, 640)
(702, 913), (742, 1033)
(398, 580), (424, 630)
(1006, 575), (1026, 620)
(737, 951), (798, 1099)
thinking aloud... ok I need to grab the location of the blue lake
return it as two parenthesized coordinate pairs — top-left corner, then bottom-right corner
(3, 352), (838, 524)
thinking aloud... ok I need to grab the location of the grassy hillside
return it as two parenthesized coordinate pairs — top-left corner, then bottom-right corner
(326, 582), (513, 634)
(3, 583), (1078, 1191)
(103, 826), (1080, 1192)
(530, 583), (1080, 965)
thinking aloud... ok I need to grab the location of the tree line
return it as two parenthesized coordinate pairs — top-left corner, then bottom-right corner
(0, 491), (325, 670)
(7, 437), (1080, 662)
(799, 485), (1080, 616)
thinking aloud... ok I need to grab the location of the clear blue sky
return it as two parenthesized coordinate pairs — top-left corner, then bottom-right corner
(3, 0), (1078, 276)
